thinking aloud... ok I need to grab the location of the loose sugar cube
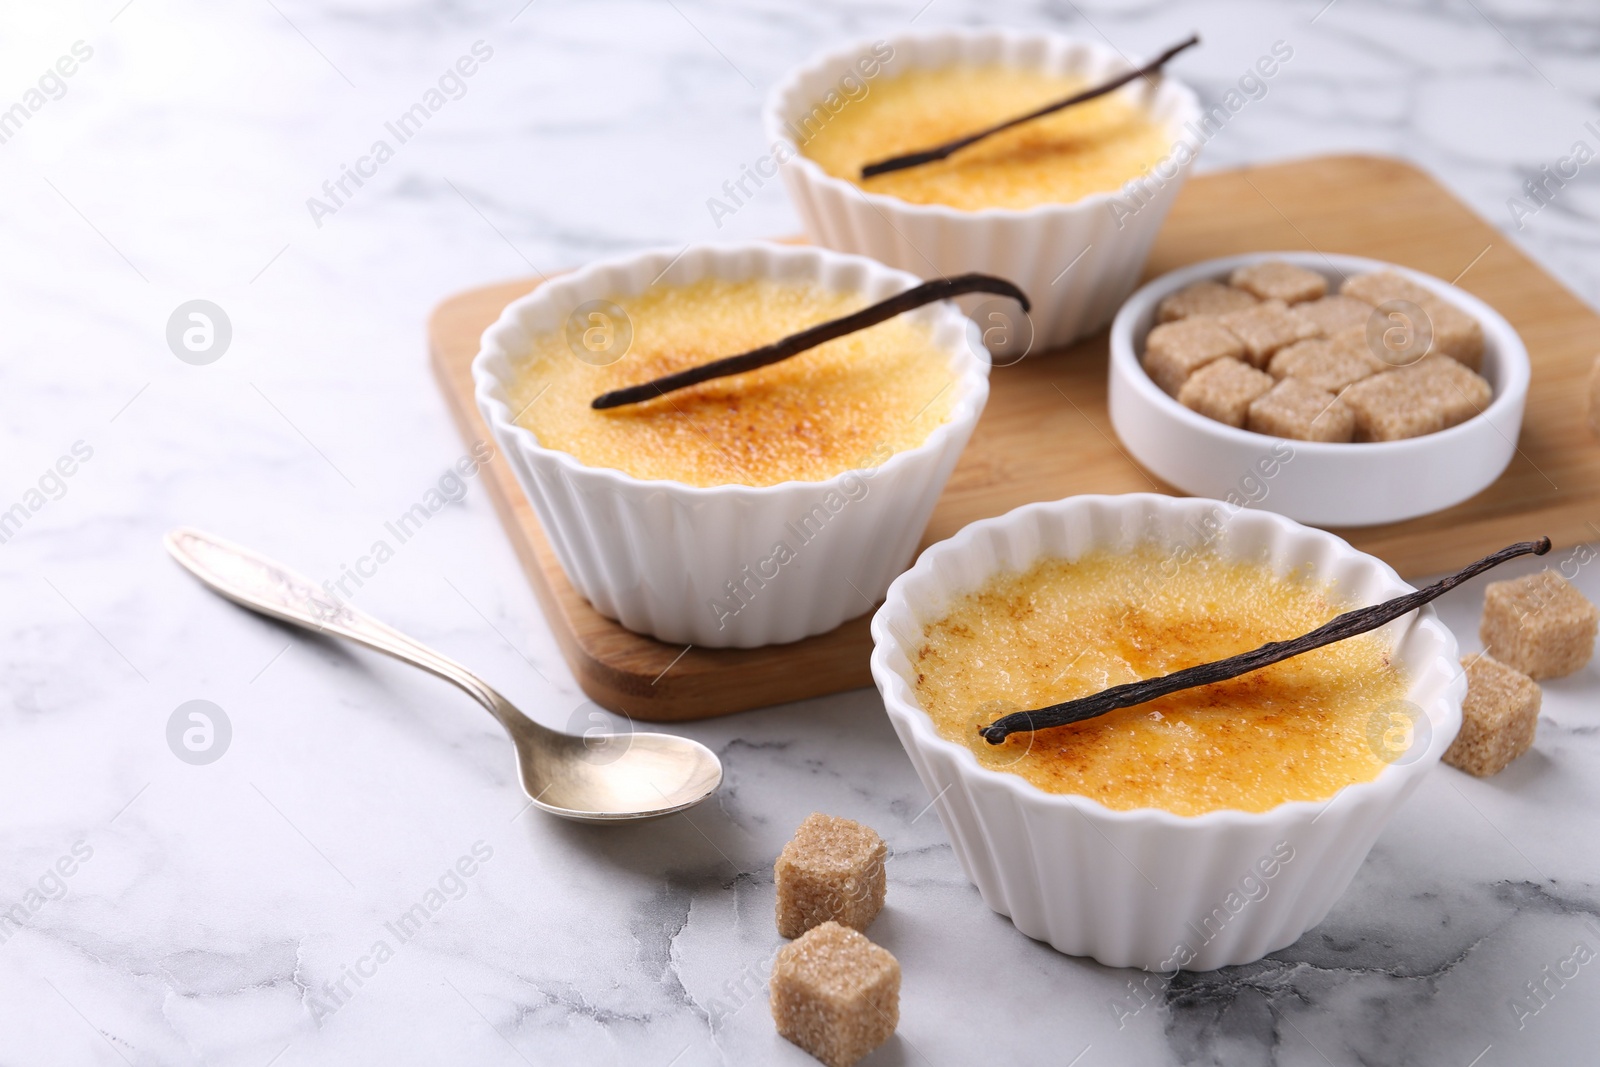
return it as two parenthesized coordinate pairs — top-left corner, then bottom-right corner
(1177, 357), (1275, 427)
(1480, 570), (1600, 679)
(1245, 377), (1355, 442)
(1267, 337), (1384, 393)
(1340, 369), (1448, 441)
(1296, 294), (1374, 336)
(1443, 655), (1541, 777)
(1142, 316), (1243, 395)
(1421, 298), (1485, 370)
(1341, 270), (1435, 308)
(1409, 356), (1492, 426)
(776, 813), (887, 939)
(1218, 300), (1319, 367)
(1589, 355), (1600, 437)
(771, 922), (900, 1067)
(1229, 260), (1328, 305)
(1157, 280), (1259, 322)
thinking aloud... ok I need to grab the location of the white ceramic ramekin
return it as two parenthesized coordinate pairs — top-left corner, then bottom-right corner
(1108, 252), (1531, 527)
(764, 30), (1203, 351)
(870, 493), (1464, 971)
(473, 242), (989, 648)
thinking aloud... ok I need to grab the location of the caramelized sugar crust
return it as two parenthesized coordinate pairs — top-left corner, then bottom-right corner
(508, 278), (960, 486)
(913, 545), (1409, 815)
(803, 65), (1173, 211)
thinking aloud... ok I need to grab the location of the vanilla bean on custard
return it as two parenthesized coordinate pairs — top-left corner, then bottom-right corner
(978, 538), (1551, 744)
(591, 273), (1028, 410)
(859, 34), (1200, 180)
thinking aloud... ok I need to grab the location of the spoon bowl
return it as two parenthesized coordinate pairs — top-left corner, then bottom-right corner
(518, 724), (725, 822)
(165, 527), (723, 822)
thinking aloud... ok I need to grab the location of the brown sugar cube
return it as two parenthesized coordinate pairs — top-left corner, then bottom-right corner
(1589, 355), (1600, 437)
(1156, 280), (1260, 322)
(1267, 338), (1385, 393)
(1177, 357), (1275, 427)
(1340, 369), (1448, 441)
(1341, 270), (1436, 308)
(776, 813), (887, 939)
(1480, 570), (1600, 679)
(1229, 260), (1328, 305)
(1443, 655), (1541, 777)
(1245, 377), (1355, 442)
(1408, 356), (1492, 427)
(1420, 297), (1485, 370)
(771, 922), (900, 1067)
(1217, 300), (1319, 367)
(1142, 316), (1243, 395)
(1296, 294), (1375, 336)
(1327, 323), (1380, 360)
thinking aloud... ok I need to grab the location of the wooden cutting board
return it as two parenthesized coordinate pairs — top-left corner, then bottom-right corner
(429, 154), (1600, 721)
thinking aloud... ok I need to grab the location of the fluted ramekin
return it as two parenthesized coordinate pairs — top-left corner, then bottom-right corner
(473, 242), (989, 648)
(765, 30), (1204, 351)
(870, 493), (1464, 970)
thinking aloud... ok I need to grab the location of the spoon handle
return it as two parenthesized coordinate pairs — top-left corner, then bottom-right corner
(164, 526), (516, 722)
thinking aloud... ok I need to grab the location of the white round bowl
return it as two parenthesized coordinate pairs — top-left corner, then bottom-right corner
(869, 493), (1464, 971)
(764, 30), (1204, 351)
(1108, 252), (1531, 527)
(472, 241), (989, 648)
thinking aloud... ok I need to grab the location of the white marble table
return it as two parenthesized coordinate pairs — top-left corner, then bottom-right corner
(2, 1), (1598, 1063)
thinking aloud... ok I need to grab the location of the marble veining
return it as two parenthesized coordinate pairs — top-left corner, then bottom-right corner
(2, 0), (1599, 1063)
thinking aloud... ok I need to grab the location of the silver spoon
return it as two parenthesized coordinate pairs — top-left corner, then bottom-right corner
(164, 527), (722, 822)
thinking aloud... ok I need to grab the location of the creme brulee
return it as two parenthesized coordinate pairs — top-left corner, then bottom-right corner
(506, 277), (960, 487)
(801, 65), (1173, 211)
(912, 546), (1410, 815)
